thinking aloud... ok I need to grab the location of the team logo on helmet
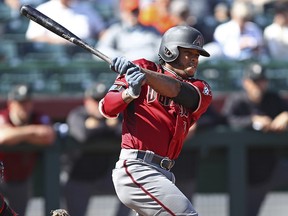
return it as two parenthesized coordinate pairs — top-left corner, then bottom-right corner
(193, 35), (204, 47)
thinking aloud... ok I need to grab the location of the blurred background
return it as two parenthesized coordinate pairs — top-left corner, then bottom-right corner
(0, 0), (288, 215)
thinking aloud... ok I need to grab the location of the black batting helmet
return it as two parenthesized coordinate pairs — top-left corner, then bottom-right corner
(158, 25), (210, 63)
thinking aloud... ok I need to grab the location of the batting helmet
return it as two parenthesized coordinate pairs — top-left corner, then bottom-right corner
(158, 25), (210, 63)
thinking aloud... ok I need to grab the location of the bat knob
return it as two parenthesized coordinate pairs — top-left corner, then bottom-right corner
(20, 5), (32, 16)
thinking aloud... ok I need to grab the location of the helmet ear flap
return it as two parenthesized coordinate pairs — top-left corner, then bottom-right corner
(161, 45), (179, 62)
(164, 47), (173, 58)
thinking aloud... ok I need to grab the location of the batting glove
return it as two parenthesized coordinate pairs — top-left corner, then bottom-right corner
(110, 56), (135, 75)
(125, 66), (146, 99)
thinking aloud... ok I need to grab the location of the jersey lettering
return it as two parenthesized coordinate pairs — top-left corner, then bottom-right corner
(147, 86), (157, 102)
(147, 87), (190, 115)
(147, 87), (172, 106)
(159, 95), (172, 106)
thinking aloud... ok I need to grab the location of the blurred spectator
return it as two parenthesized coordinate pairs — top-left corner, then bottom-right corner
(213, 2), (230, 24)
(238, 0), (276, 14)
(3, 0), (19, 11)
(185, 0), (211, 22)
(169, 0), (195, 27)
(263, 1), (288, 61)
(95, 0), (161, 62)
(222, 62), (288, 216)
(63, 82), (129, 216)
(138, 0), (177, 34)
(196, 2), (230, 45)
(0, 84), (56, 216)
(206, 1), (264, 61)
(89, 0), (119, 25)
(25, 0), (106, 45)
(4, 0), (44, 11)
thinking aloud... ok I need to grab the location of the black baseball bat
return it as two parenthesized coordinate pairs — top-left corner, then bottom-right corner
(20, 5), (112, 64)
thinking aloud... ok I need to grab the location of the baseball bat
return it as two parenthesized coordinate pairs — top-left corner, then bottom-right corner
(20, 5), (112, 64)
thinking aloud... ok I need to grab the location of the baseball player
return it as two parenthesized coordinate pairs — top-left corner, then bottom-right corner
(99, 25), (212, 216)
(0, 84), (55, 216)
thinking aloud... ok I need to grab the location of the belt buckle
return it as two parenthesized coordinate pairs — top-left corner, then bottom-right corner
(160, 157), (175, 170)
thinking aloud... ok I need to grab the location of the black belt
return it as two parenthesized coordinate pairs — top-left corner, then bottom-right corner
(137, 151), (175, 170)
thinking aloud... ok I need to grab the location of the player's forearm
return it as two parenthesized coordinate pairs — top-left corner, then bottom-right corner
(141, 68), (181, 98)
(0, 126), (33, 145)
(25, 134), (55, 145)
(24, 125), (55, 145)
(0, 125), (55, 145)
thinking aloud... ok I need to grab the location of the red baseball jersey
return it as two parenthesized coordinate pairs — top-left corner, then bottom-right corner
(0, 109), (51, 182)
(100, 59), (212, 159)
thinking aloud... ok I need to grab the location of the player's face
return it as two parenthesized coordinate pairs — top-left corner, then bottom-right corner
(174, 47), (200, 78)
(243, 78), (268, 103)
(9, 100), (33, 124)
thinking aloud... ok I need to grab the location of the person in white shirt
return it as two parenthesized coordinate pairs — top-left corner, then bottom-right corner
(206, 1), (264, 61)
(263, 2), (288, 61)
(25, 0), (106, 44)
(94, 0), (161, 62)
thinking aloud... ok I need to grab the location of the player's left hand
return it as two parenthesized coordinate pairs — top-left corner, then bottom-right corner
(125, 66), (146, 98)
(110, 56), (135, 75)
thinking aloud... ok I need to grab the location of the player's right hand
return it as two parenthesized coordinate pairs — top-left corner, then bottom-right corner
(110, 57), (135, 75)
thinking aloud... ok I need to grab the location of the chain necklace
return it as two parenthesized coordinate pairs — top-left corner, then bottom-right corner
(162, 65), (183, 81)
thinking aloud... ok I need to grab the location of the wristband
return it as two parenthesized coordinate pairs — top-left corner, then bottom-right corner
(124, 88), (139, 99)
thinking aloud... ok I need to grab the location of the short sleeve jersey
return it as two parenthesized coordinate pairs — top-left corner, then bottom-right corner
(103, 59), (212, 159)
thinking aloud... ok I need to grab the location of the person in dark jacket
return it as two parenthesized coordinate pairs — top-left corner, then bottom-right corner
(222, 62), (288, 216)
(63, 82), (129, 216)
(0, 84), (56, 216)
